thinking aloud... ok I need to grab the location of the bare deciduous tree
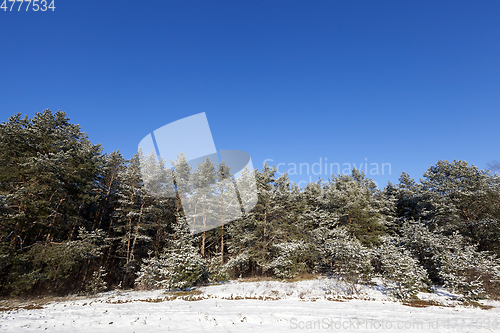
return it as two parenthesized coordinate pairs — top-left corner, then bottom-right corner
(488, 160), (500, 174)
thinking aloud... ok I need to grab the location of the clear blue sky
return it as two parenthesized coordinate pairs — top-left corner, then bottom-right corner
(1, 1), (499, 187)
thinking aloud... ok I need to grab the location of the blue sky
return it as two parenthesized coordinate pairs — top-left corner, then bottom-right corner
(1, 1), (499, 187)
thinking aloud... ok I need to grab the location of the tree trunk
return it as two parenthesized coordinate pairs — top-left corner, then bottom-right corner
(220, 225), (224, 264)
(201, 205), (206, 257)
(130, 200), (146, 263)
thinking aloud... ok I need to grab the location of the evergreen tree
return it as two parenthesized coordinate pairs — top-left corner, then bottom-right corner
(0, 110), (102, 295)
(135, 218), (208, 290)
(226, 165), (307, 277)
(264, 240), (310, 279)
(322, 169), (388, 247)
(315, 227), (373, 291)
(190, 157), (217, 256)
(375, 239), (429, 300)
(110, 153), (156, 287)
(383, 172), (426, 234)
(421, 160), (500, 254)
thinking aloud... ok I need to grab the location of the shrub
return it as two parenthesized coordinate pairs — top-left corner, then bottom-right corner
(315, 227), (373, 294)
(136, 243), (208, 290)
(376, 240), (429, 300)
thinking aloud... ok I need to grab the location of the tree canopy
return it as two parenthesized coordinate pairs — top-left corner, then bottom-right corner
(1, 110), (500, 301)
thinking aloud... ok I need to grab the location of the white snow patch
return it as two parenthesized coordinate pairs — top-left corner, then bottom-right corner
(1, 278), (500, 332)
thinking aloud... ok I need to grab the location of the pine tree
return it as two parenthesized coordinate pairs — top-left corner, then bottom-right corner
(93, 151), (126, 232)
(375, 238), (429, 300)
(0, 110), (102, 295)
(322, 169), (388, 247)
(190, 157), (217, 256)
(211, 162), (241, 263)
(110, 153), (156, 287)
(396, 220), (443, 282)
(421, 160), (500, 254)
(135, 218), (208, 290)
(315, 227), (373, 292)
(435, 234), (500, 300)
(392, 220), (500, 299)
(226, 164), (305, 277)
(383, 172), (426, 233)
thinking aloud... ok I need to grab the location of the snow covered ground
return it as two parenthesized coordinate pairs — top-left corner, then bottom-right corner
(2, 278), (500, 332)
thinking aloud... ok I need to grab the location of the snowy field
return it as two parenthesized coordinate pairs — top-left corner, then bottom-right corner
(2, 278), (500, 332)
